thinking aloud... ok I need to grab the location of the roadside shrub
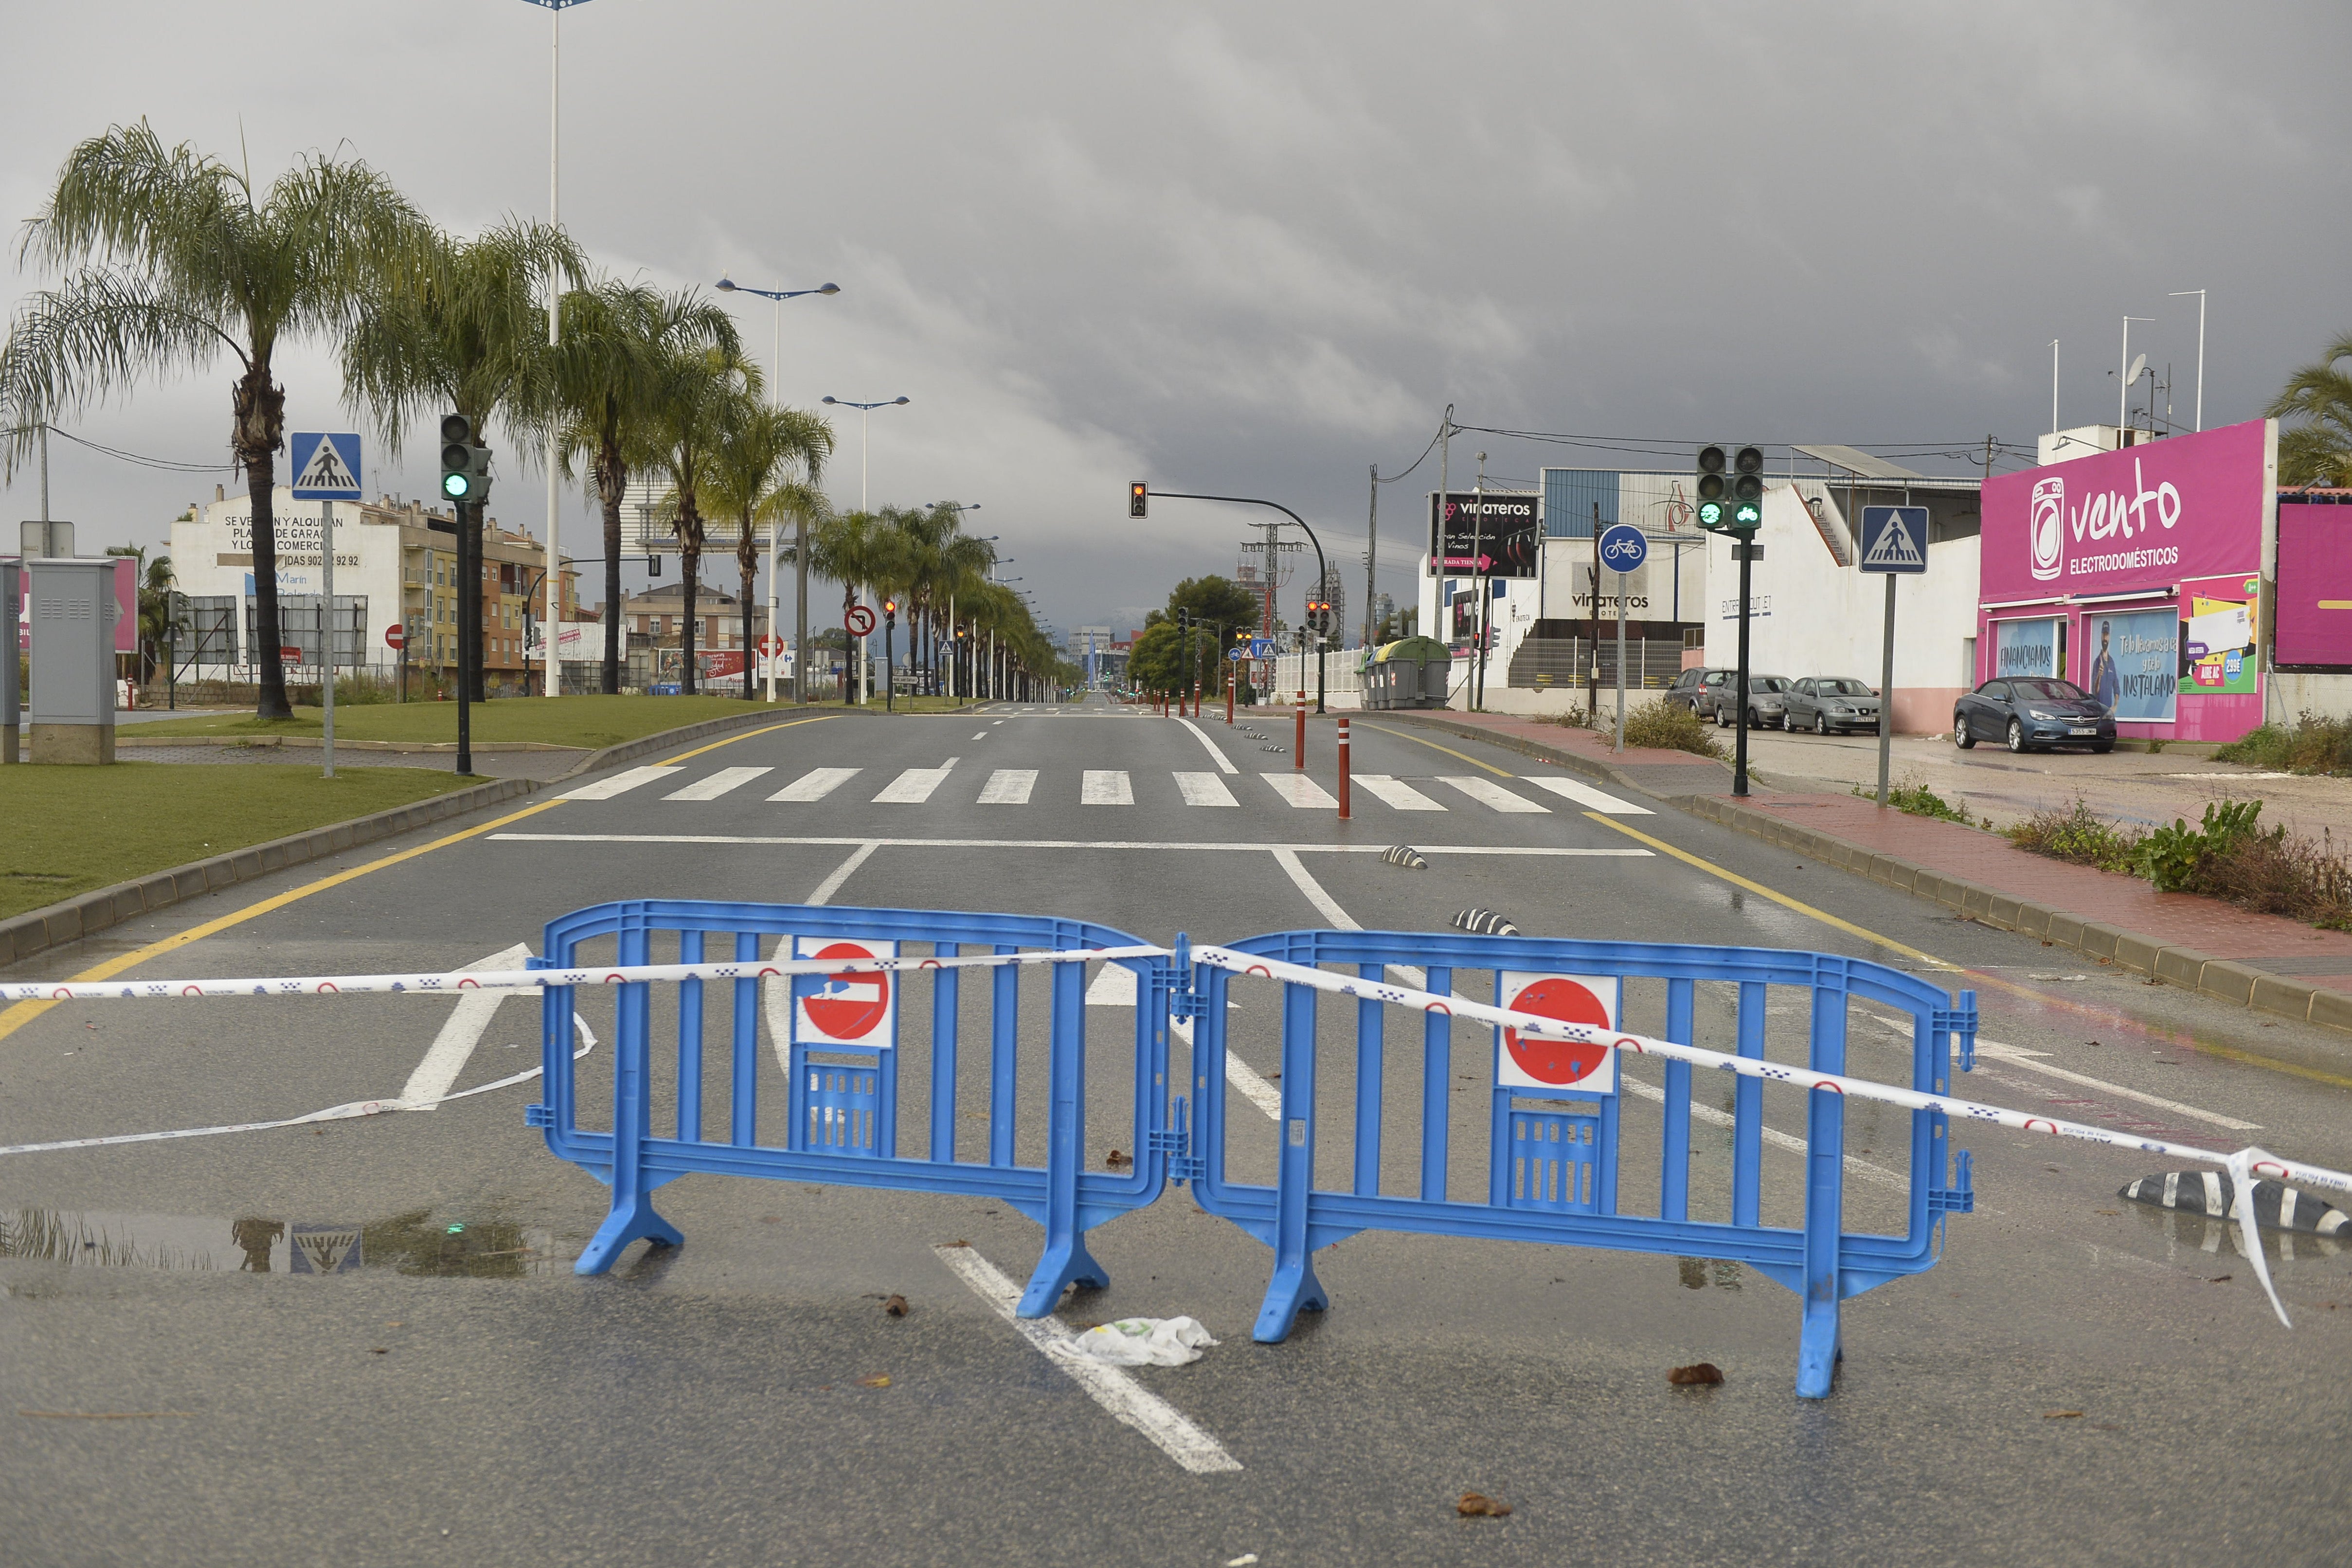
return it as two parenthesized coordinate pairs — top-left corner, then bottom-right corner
(1540, 705), (1595, 730)
(2136, 798), (2268, 892)
(1854, 778), (1972, 825)
(2196, 825), (2352, 930)
(2213, 712), (2352, 775)
(1622, 699), (1727, 759)
(2006, 799), (2143, 872)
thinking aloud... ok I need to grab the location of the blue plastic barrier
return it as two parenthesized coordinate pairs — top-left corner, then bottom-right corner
(528, 900), (1175, 1316)
(1179, 929), (1977, 1398)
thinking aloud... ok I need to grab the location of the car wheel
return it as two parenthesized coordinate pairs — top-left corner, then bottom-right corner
(1715, 706), (1728, 727)
(2006, 719), (2027, 753)
(1781, 712), (1795, 731)
(1749, 708), (1761, 728)
(1954, 715), (1975, 749)
(1815, 713), (1829, 735)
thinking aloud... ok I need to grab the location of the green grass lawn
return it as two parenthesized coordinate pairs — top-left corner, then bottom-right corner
(126, 693), (805, 749)
(0, 763), (479, 920)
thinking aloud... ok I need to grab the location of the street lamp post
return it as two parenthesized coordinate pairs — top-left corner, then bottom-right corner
(821, 395), (910, 705)
(2170, 289), (2208, 432)
(1142, 489), (1331, 713)
(520, 0), (599, 701)
(716, 277), (839, 703)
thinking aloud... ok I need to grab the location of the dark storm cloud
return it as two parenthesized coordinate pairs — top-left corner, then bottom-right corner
(4, 1), (2346, 632)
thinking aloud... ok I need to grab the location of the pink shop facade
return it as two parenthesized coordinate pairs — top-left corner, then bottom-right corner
(1977, 419), (2276, 744)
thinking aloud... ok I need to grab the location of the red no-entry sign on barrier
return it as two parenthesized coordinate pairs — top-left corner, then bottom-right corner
(1497, 972), (1619, 1094)
(793, 937), (898, 1047)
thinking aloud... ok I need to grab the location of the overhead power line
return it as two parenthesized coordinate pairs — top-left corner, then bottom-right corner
(2, 424), (237, 473)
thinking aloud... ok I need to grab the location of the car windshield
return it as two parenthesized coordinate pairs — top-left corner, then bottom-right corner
(1817, 678), (1872, 697)
(1751, 677), (1790, 693)
(2011, 679), (2087, 701)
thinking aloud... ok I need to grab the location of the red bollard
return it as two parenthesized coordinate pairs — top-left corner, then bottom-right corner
(1337, 716), (1351, 819)
(1192, 681), (1201, 719)
(1294, 698), (1307, 770)
(1225, 683), (1234, 725)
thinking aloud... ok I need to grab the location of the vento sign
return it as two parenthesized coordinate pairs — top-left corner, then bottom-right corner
(1982, 419), (2272, 602)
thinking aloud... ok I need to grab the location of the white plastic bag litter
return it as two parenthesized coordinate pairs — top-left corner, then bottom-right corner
(1055, 1316), (1219, 1367)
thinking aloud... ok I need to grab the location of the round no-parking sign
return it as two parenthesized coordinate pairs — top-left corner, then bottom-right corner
(1497, 972), (1619, 1095)
(792, 937), (898, 1047)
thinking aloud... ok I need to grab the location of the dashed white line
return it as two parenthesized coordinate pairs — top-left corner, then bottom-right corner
(1437, 775), (1547, 812)
(1353, 774), (1446, 811)
(1081, 770), (1134, 805)
(932, 1244), (1241, 1475)
(769, 766), (861, 802)
(1260, 773), (1337, 809)
(560, 765), (682, 800)
(978, 769), (1038, 805)
(874, 760), (960, 803)
(662, 766), (772, 801)
(1173, 771), (1239, 807)
(1520, 775), (1651, 814)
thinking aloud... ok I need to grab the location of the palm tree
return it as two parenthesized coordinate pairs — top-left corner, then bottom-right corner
(2267, 331), (2352, 488)
(808, 508), (910, 704)
(0, 122), (427, 718)
(549, 281), (738, 693)
(643, 344), (758, 696)
(703, 400), (834, 701)
(342, 216), (582, 700)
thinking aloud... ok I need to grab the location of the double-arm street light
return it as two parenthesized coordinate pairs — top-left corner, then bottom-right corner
(715, 276), (840, 702)
(820, 395), (910, 704)
(521, 0), (598, 700)
(1140, 489), (1331, 713)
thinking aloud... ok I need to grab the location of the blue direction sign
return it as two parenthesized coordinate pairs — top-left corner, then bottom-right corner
(1598, 523), (1649, 574)
(1859, 505), (1929, 574)
(288, 432), (363, 501)
(1248, 637), (1275, 658)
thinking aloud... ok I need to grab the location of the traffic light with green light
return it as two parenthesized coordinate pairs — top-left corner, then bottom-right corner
(1694, 444), (1763, 533)
(441, 414), (491, 505)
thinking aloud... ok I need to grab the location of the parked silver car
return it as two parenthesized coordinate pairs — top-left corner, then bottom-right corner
(1713, 675), (1793, 728)
(1782, 676), (1882, 734)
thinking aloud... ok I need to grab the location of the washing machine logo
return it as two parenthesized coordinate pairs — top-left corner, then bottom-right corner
(2028, 475), (2065, 582)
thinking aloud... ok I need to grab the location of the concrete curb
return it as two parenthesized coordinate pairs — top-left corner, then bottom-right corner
(0, 703), (823, 971)
(1371, 710), (1719, 798)
(125, 735), (578, 753)
(1680, 793), (2352, 1038)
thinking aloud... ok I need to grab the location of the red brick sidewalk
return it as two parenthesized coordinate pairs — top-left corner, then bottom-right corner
(1380, 709), (2352, 1022)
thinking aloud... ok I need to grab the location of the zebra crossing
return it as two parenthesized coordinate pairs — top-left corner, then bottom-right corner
(560, 761), (1652, 814)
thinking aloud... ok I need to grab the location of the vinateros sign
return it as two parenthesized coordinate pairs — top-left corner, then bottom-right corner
(1981, 419), (2272, 602)
(1428, 491), (1539, 578)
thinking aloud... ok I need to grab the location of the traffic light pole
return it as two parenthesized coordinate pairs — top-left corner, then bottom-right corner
(457, 499), (478, 776)
(1732, 538), (1753, 797)
(1138, 489), (1328, 713)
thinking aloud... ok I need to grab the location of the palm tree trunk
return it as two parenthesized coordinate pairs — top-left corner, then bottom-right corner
(235, 361), (292, 720)
(681, 542), (700, 697)
(842, 587), (856, 704)
(738, 506), (758, 702)
(597, 444), (627, 694)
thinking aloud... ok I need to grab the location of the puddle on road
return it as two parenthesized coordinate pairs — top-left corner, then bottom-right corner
(1676, 1257), (1744, 1291)
(0, 1207), (578, 1278)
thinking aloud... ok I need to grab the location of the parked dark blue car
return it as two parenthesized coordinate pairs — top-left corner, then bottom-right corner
(1953, 677), (2116, 754)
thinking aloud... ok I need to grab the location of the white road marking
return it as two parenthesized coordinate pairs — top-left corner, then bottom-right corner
(1173, 771), (1239, 807)
(992, 720), (1005, 726)
(931, 1244), (1241, 1475)
(1614, 1073), (1906, 1190)
(807, 842), (879, 905)
(1353, 774), (1446, 811)
(972, 731), (988, 740)
(1520, 775), (1652, 814)
(1086, 965), (1272, 1118)
(560, 765), (682, 800)
(1437, 775), (1547, 813)
(1082, 770), (1134, 805)
(1261, 773), (1337, 809)
(1271, 847), (1361, 930)
(1974, 1038), (2261, 1131)
(978, 769), (1038, 805)
(492, 834), (1651, 857)
(769, 766), (861, 802)
(397, 943), (534, 1107)
(662, 766), (772, 801)
(874, 759), (960, 803)
(1174, 717), (1238, 775)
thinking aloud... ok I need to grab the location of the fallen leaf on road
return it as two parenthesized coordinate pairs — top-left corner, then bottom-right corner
(884, 1295), (908, 1317)
(860, 1375), (891, 1389)
(370, 1348), (388, 1355)
(941, 1239), (969, 1248)
(2043, 1410), (2082, 1420)
(1456, 1493), (1512, 1517)
(1104, 1148), (1132, 1169)
(1668, 1362), (1724, 1386)
(2209, 1274), (2233, 1283)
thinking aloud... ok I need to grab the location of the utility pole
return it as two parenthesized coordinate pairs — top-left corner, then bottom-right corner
(1586, 502), (1603, 722)
(1365, 463), (1378, 649)
(1468, 453), (1488, 708)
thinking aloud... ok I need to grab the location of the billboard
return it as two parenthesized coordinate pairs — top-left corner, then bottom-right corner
(1981, 419), (2270, 603)
(1429, 491), (1539, 577)
(1992, 616), (2065, 679)
(2082, 609), (2177, 723)
(2276, 500), (2352, 672)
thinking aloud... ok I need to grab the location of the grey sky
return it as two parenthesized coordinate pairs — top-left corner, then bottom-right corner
(5, 1), (2347, 639)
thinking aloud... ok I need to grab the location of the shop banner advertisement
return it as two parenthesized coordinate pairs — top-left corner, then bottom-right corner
(1993, 617), (2065, 679)
(2083, 609), (2177, 722)
(2182, 575), (2259, 696)
(1429, 491), (1539, 577)
(2276, 501), (2352, 672)
(1981, 419), (2269, 603)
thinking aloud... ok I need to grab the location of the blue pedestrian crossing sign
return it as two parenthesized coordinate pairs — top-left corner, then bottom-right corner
(288, 432), (363, 501)
(1859, 505), (1928, 574)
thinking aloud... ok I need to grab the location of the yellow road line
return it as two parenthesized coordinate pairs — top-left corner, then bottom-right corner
(1583, 811), (2352, 1089)
(1356, 722), (1515, 778)
(1580, 811), (1954, 967)
(662, 713), (831, 765)
(0, 795), (568, 1045)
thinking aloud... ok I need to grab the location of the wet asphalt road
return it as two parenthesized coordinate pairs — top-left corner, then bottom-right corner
(3, 695), (2350, 1566)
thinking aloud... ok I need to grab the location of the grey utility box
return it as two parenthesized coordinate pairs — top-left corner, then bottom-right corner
(2, 558), (18, 764)
(28, 558), (120, 764)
